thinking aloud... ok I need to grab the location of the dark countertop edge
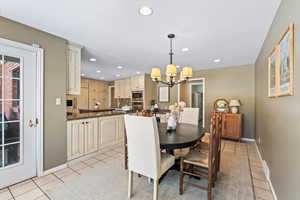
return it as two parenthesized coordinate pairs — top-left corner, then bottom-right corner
(66, 113), (126, 121)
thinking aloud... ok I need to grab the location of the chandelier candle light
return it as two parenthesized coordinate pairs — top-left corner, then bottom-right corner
(151, 34), (193, 87)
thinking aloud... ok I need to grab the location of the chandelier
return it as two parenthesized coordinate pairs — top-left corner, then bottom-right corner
(151, 34), (193, 87)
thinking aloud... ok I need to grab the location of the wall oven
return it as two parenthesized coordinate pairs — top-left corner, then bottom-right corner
(132, 102), (144, 111)
(132, 91), (143, 102)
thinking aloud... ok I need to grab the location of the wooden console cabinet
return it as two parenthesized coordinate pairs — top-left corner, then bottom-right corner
(221, 113), (242, 139)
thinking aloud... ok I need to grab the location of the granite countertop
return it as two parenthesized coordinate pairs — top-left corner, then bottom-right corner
(67, 111), (129, 121)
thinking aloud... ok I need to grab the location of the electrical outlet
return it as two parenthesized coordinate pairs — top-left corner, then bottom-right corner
(258, 137), (261, 144)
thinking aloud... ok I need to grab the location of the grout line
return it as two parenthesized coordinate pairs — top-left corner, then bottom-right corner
(7, 187), (16, 200)
(68, 166), (81, 175)
(31, 178), (51, 200)
(51, 173), (64, 183)
(246, 142), (257, 200)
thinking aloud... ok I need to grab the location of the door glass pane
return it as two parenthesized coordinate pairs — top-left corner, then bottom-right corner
(4, 122), (20, 144)
(0, 55), (3, 77)
(4, 143), (20, 166)
(3, 101), (20, 121)
(0, 146), (2, 167)
(4, 56), (20, 78)
(4, 79), (20, 100)
(0, 123), (2, 145)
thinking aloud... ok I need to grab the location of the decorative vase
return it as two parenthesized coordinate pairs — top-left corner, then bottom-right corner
(167, 114), (177, 130)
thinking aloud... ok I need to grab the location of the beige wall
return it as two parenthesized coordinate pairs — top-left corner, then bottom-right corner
(255, 0), (300, 199)
(157, 64), (255, 138)
(0, 17), (68, 170)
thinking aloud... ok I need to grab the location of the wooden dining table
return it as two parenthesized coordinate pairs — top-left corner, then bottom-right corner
(158, 123), (205, 152)
(124, 122), (205, 170)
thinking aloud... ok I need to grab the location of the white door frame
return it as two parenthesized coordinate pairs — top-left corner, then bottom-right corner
(0, 38), (44, 177)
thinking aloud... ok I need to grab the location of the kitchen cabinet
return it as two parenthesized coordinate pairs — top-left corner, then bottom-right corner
(131, 75), (144, 91)
(67, 43), (82, 95)
(84, 118), (98, 154)
(67, 118), (98, 161)
(98, 115), (125, 149)
(222, 113), (242, 139)
(114, 78), (131, 98)
(77, 87), (89, 110)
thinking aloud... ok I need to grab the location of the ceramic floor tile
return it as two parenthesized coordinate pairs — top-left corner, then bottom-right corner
(60, 173), (80, 182)
(40, 179), (63, 192)
(68, 162), (89, 171)
(35, 195), (50, 200)
(15, 188), (44, 200)
(32, 174), (59, 187)
(253, 179), (270, 191)
(9, 180), (37, 197)
(0, 188), (13, 200)
(254, 187), (274, 200)
(82, 158), (99, 166)
(54, 168), (75, 178)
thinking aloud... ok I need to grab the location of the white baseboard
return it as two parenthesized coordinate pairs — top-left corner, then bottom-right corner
(241, 138), (255, 142)
(254, 142), (278, 200)
(42, 164), (68, 176)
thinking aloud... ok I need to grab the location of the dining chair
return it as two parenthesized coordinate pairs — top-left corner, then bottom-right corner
(124, 115), (175, 200)
(178, 107), (200, 125)
(175, 107), (200, 158)
(179, 113), (219, 200)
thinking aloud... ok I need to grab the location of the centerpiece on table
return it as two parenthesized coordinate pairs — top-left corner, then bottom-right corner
(166, 101), (186, 131)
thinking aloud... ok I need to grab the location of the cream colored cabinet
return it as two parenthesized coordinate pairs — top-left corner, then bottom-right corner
(84, 118), (98, 154)
(116, 116), (125, 141)
(114, 78), (131, 98)
(67, 118), (98, 161)
(98, 115), (125, 149)
(131, 75), (144, 91)
(114, 80), (122, 98)
(67, 43), (82, 95)
(98, 116), (118, 148)
(67, 120), (85, 160)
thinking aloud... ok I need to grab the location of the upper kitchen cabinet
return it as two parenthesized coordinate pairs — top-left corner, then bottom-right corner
(131, 75), (144, 91)
(67, 42), (82, 95)
(114, 78), (131, 99)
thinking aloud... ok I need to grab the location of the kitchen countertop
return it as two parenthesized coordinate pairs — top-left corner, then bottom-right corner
(67, 111), (130, 121)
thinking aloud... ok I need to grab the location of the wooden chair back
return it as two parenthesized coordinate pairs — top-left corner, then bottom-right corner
(208, 113), (218, 177)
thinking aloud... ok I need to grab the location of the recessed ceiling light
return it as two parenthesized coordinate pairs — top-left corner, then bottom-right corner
(176, 65), (180, 68)
(181, 48), (189, 52)
(213, 59), (221, 63)
(100, 77), (105, 79)
(139, 6), (153, 16)
(136, 71), (141, 74)
(96, 70), (101, 73)
(116, 74), (121, 77)
(117, 66), (123, 69)
(89, 58), (96, 62)
(81, 73), (85, 76)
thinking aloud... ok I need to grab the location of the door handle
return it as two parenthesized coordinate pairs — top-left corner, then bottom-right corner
(28, 119), (37, 128)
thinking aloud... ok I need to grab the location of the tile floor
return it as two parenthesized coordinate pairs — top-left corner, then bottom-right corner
(0, 141), (274, 200)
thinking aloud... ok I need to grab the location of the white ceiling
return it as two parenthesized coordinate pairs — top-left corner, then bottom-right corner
(1, 0), (281, 81)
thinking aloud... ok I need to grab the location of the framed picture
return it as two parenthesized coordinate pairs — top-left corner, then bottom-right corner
(159, 86), (169, 102)
(268, 47), (279, 97)
(267, 24), (294, 98)
(213, 98), (229, 113)
(278, 24), (294, 96)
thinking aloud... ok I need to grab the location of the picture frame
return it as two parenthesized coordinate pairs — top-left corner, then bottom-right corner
(159, 86), (169, 102)
(213, 98), (229, 113)
(268, 47), (279, 97)
(268, 24), (294, 98)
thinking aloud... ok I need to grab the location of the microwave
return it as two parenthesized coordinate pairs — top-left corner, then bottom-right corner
(132, 91), (143, 101)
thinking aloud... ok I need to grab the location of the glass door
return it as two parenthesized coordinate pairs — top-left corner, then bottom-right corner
(0, 42), (37, 188)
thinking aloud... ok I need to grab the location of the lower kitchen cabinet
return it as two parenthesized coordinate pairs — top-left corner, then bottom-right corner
(98, 115), (124, 149)
(67, 118), (98, 161)
(67, 115), (125, 161)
